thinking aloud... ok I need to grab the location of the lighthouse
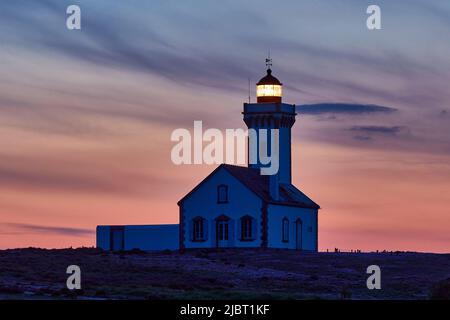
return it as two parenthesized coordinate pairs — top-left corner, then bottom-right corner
(98, 59), (320, 252)
(243, 59), (296, 192)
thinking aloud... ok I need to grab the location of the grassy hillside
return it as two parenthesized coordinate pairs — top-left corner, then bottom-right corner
(0, 248), (449, 300)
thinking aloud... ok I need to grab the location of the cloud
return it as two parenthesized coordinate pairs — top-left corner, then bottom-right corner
(348, 126), (405, 135)
(0, 154), (174, 197)
(0, 167), (116, 194)
(2, 223), (94, 237)
(297, 103), (397, 115)
(347, 126), (409, 142)
(352, 135), (373, 141)
(0, 1), (255, 93)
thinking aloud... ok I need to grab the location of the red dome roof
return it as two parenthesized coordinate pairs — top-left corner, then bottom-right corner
(256, 69), (282, 86)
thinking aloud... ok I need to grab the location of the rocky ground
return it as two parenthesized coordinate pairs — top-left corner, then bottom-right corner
(0, 248), (449, 300)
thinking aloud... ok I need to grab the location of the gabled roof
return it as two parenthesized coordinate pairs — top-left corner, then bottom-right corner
(178, 164), (320, 209)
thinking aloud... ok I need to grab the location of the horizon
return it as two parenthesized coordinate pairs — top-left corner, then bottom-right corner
(2, 245), (449, 255)
(1, 0), (450, 253)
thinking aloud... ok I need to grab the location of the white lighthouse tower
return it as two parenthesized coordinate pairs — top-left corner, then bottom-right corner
(243, 59), (297, 200)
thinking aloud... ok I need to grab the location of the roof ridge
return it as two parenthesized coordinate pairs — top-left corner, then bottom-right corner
(179, 164), (319, 209)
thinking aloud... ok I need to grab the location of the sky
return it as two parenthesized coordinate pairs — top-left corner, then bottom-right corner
(0, 0), (449, 252)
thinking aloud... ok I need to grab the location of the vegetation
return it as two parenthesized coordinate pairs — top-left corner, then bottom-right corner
(0, 248), (449, 300)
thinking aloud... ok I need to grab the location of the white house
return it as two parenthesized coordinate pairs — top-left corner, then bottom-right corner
(178, 163), (319, 250)
(96, 63), (320, 251)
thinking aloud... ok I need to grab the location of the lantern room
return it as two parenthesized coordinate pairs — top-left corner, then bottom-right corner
(256, 68), (282, 103)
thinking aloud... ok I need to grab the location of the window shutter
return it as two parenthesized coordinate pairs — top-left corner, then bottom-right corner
(188, 219), (193, 241)
(203, 218), (208, 240)
(210, 219), (216, 243)
(282, 217), (289, 242)
(251, 216), (257, 240)
(237, 218), (242, 240)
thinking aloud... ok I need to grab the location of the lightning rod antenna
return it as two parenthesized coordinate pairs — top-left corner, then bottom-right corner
(265, 49), (272, 70)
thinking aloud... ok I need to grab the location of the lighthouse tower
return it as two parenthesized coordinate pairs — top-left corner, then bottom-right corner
(243, 59), (296, 191)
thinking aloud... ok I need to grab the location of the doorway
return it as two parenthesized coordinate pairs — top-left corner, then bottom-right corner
(110, 227), (125, 251)
(215, 215), (230, 248)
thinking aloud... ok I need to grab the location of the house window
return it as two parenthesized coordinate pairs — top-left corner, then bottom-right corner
(193, 217), (206, 241)
(217, 185), (228, 203)
(282, 217), (289, 242)
(240, 215), (253, 240)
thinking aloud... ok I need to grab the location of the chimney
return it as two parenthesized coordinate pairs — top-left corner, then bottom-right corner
(269, 173), (279, 201)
